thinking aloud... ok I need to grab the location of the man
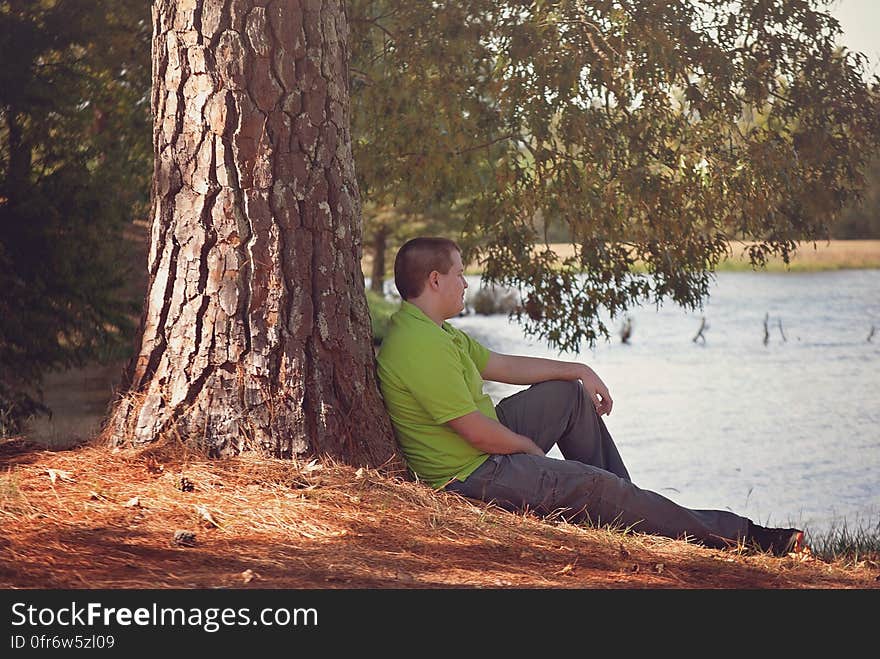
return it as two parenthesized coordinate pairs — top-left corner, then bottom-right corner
(376, 237), (805, 556)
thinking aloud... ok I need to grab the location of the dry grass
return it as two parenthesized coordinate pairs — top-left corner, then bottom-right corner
(524, 240), (880, 272)
(1, 436), (877, 590)
(693, 239), (880, 271)
(373, 239), (880, 277)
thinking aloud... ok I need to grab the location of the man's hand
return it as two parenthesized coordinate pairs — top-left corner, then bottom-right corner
(447, 411), (545, 456)
(579, 366), (613, 416)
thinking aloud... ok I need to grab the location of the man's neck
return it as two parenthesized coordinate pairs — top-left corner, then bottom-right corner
(406, 298), (446, 327)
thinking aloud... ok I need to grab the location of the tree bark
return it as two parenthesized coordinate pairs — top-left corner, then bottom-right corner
(107, 0), (400, 468)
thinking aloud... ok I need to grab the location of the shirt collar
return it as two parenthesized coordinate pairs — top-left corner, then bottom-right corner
(400, 300), (453, 333)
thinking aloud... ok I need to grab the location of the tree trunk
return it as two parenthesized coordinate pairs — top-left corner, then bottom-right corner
(369, 224), (387, 294)
(107, 0), (400, 468)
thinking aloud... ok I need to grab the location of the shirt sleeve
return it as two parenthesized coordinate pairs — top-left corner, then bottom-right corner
(400, 338), (480, 424)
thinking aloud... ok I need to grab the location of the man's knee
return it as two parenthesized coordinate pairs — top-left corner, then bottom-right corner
(530, 379), (582, 405)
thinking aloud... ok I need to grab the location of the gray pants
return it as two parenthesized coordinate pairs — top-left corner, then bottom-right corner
(446, 380), (750, 549)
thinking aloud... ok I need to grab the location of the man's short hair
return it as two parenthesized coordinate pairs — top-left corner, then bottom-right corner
(393, 237), (461, 300)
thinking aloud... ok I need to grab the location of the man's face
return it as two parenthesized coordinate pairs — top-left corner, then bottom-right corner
(436, 250), (468, 318)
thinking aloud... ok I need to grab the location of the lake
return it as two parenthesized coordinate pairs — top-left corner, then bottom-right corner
(430, 269), (879, 537)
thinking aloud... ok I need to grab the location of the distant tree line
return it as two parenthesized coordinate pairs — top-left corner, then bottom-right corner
(833, 151), (880, 238)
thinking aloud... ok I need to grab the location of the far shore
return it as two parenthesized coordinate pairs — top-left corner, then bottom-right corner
(364, 239), (880, 278)
(506, 239), (880, 273)
(713, 239), (880, 271)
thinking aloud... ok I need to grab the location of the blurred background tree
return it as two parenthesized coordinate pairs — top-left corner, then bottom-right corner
(833, 150), (880, 238)
(349, 0), (512, 291)
(0, 0), (150, 433)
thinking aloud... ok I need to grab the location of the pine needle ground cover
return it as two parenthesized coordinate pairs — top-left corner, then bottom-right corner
(1, 437), (877, 590)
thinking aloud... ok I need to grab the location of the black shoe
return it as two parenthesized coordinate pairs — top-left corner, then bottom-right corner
(746, 522), (805, 557)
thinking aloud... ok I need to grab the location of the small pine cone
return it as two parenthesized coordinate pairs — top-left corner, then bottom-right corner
(178, 476), (194, 492)
(172, 530), (196, 547)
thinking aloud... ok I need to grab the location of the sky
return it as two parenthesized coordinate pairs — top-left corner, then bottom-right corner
(828, 0), (880, 75)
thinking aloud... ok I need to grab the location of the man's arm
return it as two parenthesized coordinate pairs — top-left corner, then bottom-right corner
(446, 410), (544, 456)
(481, 351), (614, 416)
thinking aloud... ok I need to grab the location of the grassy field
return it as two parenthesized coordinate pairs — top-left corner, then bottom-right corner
(362, 239), (880, 276)
(532, 239), (880, 273)
(715, 239), (880, 271)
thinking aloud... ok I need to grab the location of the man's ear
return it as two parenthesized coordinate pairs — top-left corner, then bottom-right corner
(427, 271), (440, 290)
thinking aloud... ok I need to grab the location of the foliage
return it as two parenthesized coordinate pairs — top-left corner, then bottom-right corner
(366, 289), (400, 345)
(347, 1), (880, 353)
(0, 0), (151, 433)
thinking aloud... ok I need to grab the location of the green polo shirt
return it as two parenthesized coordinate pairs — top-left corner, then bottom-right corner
(376, 301), (493, 488)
